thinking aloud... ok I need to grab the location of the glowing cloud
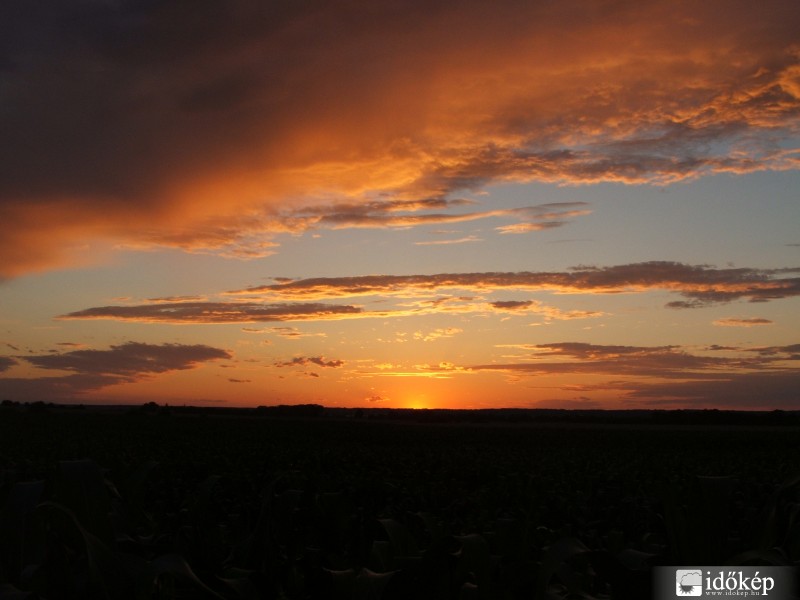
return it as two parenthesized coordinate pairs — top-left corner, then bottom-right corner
(1, 1), (799, 276)
(713, 317), (774, 327)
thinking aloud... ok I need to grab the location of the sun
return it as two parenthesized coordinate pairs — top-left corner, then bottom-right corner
(404, 393), (431, 410)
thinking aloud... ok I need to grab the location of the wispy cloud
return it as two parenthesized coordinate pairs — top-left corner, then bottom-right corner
(1, 1), (798, 276)
(235, 262), (800, 307)
(414, 236), (482, 246)
(413, 328), (463, 342)
(0, 356), (17, 373)
(242, 326), (327, 339)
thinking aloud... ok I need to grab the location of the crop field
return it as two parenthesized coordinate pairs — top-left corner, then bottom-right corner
(1, 407), (799, 599)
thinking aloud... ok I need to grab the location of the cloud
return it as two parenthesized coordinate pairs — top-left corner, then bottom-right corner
(293, 200), (591, 232)
(713, 317), (774, 327)
(23, 342), (231, 375)
(414, 236), (483, 246)
(413, 328), (463, 342)
(625, 372), (800, 409)
(470, 341), (800, 408)
(236, 262), (800, 307)
(274, 356), (345, 368)
(476, 340), (800, 377)
(2, 1), (799, 276)
(61, 291), (605, 325)
(749, 343), (800, 358)
(0, 342), (230, 400)
(241, 326), (326, 339)
(59, 261), (795, 327)
(490, 300), (536, 311)
(0, 356), (17, 373)
(473, 342), (735, 378)
(59, 302), (363, 323)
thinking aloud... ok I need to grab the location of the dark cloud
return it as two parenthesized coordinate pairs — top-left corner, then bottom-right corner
(624, 372), (800, 409)
(471, 341), (800, 408)
(274, 356), (345, 369)
(59, 302), (363, 323)
(749, 343), (800, 358)
(25, 342), (231, 375)
(0, 342), (230, 400)
(0, 356), (16, 373)
(473, 342), (739, 378)
(1, 0), (798, 276)
(490, 300), (535, 311)
(280, 200), (590, 233)
(238, 262), (800, 307)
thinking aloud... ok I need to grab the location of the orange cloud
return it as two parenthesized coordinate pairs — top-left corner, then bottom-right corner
(1, 1), (799, 276)
(713, 317), (774, 327)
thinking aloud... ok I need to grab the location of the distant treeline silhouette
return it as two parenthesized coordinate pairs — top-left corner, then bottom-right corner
(3, 399), (799, 426)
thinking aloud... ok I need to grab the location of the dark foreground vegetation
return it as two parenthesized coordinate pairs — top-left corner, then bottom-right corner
(1, 404), (799, 599)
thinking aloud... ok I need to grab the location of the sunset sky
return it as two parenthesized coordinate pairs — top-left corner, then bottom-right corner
(1, 0), (799, 410)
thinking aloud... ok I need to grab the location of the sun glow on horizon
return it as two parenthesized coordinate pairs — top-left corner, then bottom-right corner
(0, 1), (798, 410)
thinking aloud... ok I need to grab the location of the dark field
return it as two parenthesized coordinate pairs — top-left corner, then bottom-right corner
(1, 407), (799, 599)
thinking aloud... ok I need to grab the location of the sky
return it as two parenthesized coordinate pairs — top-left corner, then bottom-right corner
(1, 0), (799, 410)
